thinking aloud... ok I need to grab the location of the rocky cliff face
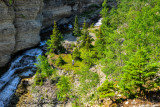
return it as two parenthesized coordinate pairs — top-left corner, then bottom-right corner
(0, 1), (16, 67)
(42, 0), (103, 28)
(0, 0), (43, 67)
(14, 0), (43, 52)
(0, 0), (103, 67)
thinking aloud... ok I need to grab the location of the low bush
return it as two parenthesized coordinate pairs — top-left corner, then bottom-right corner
(55, 56), (66, 66)
(56, 76), (71, 101)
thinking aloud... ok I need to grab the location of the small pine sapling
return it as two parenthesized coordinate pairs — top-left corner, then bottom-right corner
(97, 79), (118, 102)
(55, 56), (66, 66)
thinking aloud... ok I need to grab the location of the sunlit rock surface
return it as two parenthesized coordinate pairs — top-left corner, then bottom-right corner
(0, 0), (103, 67)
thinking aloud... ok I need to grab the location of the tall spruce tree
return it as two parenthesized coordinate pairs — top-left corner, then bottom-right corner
(120, 49), (159, 97)
(80, 21), (92, 48)
(85, 36), (92, 50)
(47, 21), (63, 54)
(95, 28), (106, 58)
(101, 0), (108, 18)
(73, 16), (81, 37)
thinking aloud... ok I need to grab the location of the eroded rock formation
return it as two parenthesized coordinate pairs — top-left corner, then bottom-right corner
(0, 0), (103, 67)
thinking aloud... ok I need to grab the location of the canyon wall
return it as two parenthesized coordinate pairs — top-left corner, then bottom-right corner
(0, 0), (103, 67)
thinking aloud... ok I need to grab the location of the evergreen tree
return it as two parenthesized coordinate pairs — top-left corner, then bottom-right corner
(97, 80), (117, 102)
(120, 49), (159, 97)
(85, 36), (92, 50)
(101, 0), (109, 30)
(73, 16), (81, 37)
(47, 21), (63, 54)
(34, 55), (53, 85)
(80, 21), (92, 48)
(100, 0), (108, 18)
(55, 56), (66, 66)
(100, 0), (111, 46)
(99, 0), (160, 78)
(35, 55), (52, 77)
(95, 28), (106, 58)
(80, 49), (96, 66)
(72, 47), (81, 60)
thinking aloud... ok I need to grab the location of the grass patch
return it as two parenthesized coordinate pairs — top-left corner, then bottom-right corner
(49, 54), (84, 72)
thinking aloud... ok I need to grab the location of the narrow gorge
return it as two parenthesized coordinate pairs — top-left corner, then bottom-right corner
(0, 0), (103, 67)
(0, 0), (160, 107)
(0, 0), (104, 106)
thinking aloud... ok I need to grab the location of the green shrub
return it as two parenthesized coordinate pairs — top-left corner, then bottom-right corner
(56, 76), (71, 101)
(33, 71), (44, 86)
(35, 55), (53, 77)
(9, 0), (12, 5)
(97, 80), (117, 101)
(90, 23), (94, 28)
(80, 49), (96, 67)
(55, 56), (66, 66)
(34, 55), (53, 85)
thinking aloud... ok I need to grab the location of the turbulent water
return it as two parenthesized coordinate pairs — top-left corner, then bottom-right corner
(0, 48), (43, 106)
(94, 18), (102, 26)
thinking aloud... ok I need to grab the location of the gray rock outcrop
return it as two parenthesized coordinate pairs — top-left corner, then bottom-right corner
(0, 0), (16, 66)
(0, 0), (103, 67)
(14, 0), (44, 52)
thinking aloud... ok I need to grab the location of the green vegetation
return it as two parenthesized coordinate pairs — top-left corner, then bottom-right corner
(73, 16), (81, 37)
(46, 21), (63, 54)
(120, 49), (159, 97)
(34, 55), (54, 86)
(78, 66), (99, 94)
(50, 54), (84, 71)
(9, 0), (12, 5)
(56, 76), (71, 101)
(73, 65), (99, 105)
(79, 21), (92, 48)
(55, 56), (66, 66)
(97, 80), (118, 101)
(98, 0), (160, 100)
(72, 47), (81, 60)
(80, 49), (96, 67)
(33, 0), (160, 106)
(94, 28), (106, 59)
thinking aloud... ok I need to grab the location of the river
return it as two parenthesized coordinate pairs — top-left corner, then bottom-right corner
(0, 18), (102, 107)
